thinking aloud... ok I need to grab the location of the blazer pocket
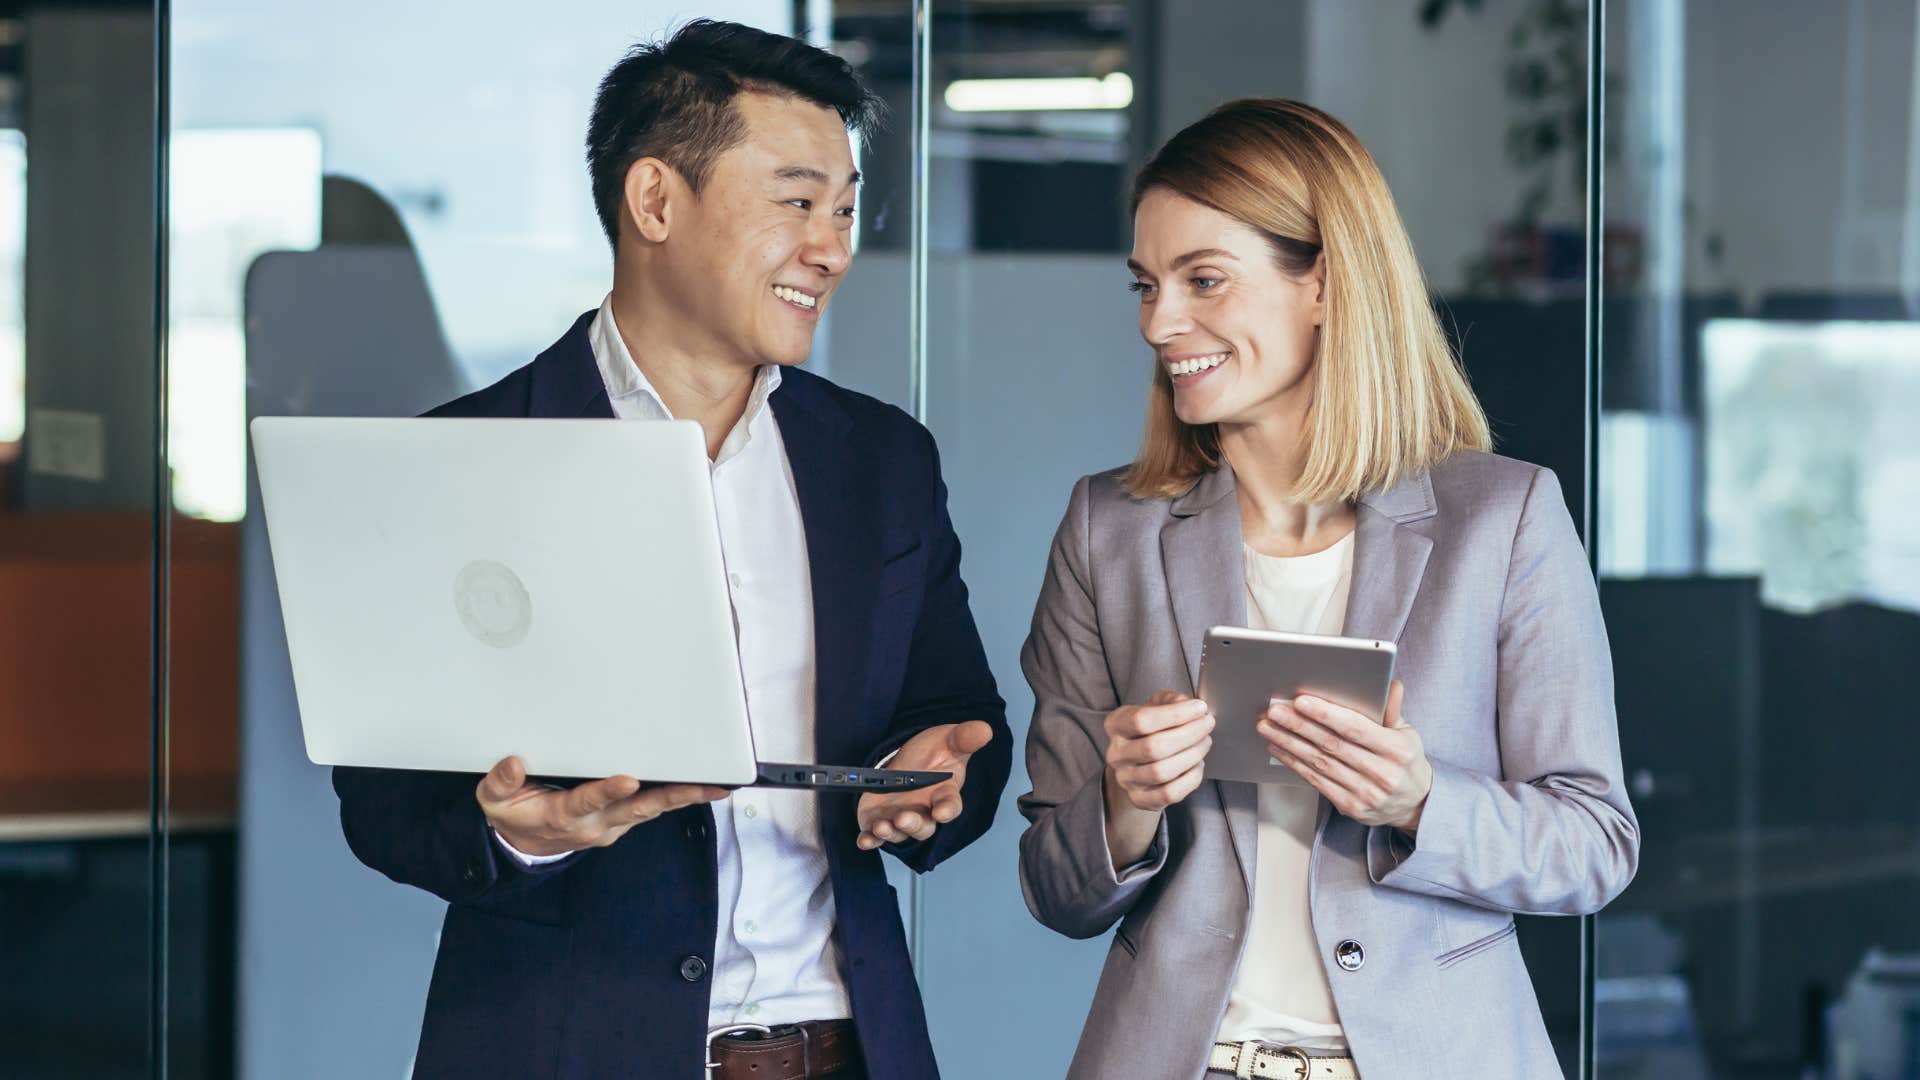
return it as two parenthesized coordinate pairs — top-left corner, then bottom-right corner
(1435, 921), (1517, 969)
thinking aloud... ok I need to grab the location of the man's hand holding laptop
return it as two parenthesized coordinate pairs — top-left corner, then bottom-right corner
(476, 755), (730, 858)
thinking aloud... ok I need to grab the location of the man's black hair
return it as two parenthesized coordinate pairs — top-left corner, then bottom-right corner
(586, 19), (882, 250)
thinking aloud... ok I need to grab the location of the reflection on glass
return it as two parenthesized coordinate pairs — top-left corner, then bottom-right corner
(1700, 319), (1920, 615)
(0, 130), (22, 446)
(168, 128), (321, 522)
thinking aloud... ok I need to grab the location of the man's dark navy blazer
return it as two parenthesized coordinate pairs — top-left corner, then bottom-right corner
(332, 312), (1010, 1079)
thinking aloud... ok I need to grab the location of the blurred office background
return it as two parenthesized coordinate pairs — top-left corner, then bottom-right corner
(2, 0), (1917, 1076)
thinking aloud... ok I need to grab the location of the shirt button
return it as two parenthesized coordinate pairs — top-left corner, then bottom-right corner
(744, 1002), (760, 1017)
(743, 920), (757, 935)
(678, 955), (708, 982)
(729, 571), (743, 588)
(1335, 939), (1366, 972)
(743, 804), (759, 820)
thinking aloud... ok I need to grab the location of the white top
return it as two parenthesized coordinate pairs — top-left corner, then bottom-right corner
(1216, 530), (1355, 1051)
(496, 294), (851, 1028)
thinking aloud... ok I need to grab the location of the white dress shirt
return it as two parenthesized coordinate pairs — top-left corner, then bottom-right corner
(1216, 531), (1354, 1051)
(496, 295), (852, 1030)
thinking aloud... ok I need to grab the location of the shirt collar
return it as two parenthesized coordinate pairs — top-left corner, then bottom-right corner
(588, 294), (784, 463)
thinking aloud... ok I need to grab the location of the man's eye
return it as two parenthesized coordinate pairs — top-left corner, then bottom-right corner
(788, 199), (812, 210)
(836, 205), (857, 218)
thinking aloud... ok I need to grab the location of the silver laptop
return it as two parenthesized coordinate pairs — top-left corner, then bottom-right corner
(249, 416), (945, 793)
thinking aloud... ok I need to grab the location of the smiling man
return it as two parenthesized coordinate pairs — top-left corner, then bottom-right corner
(329, 20), (1009, 1080)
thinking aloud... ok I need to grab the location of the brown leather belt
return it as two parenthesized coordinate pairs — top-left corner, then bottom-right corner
(705, 1020), (860, 1080)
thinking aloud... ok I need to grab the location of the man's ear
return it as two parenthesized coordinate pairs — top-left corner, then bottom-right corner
(622, 157), (676, 244)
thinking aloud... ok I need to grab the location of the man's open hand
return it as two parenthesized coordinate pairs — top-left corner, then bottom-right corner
(855, 721), (994, 851)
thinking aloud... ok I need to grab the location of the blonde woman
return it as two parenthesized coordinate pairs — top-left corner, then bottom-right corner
(1017, 99), (1639, 1079)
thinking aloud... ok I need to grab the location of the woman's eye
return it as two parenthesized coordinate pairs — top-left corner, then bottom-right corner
(1127, 281), (1155, 296)
(1191, 276), (1221, 291)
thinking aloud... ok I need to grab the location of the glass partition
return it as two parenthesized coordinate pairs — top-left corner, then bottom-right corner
(1593, 3), (1920, 1076)
(165, 4), (824, 1075)
(0, 4), (165, 1078)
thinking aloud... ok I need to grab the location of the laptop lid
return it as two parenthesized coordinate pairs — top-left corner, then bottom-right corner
(250, 416), (760, 785)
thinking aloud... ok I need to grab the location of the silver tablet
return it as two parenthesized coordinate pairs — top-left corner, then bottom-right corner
(1196, 625), (1397, 787)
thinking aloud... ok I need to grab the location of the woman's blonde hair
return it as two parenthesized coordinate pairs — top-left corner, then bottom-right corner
(1123, 98), (1490, 503)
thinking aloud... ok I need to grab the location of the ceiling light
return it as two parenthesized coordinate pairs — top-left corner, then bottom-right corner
(943, 72), (1133, 113)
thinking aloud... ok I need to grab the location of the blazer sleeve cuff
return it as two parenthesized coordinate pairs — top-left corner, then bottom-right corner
(1067, 767), (1169, 901)
(1366, 758), (1472, 893)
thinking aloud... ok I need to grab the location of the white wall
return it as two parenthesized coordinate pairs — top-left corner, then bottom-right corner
(1678, 0), (1918, 300)
(1305, 0), (1920, 302)
(1306, 0), (1552, 295)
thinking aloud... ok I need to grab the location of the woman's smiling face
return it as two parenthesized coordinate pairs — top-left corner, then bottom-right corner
(1128, 186), (1325, 430)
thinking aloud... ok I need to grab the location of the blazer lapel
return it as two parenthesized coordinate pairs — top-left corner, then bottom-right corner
(526, 310), (614, 419)
(1161, 466), (1246, 692)
(1304, 473), (1436, 849)
(769, 374), (878, 768)
(1342, 472), (1437, 646)
(1159, 467), (1258, 895)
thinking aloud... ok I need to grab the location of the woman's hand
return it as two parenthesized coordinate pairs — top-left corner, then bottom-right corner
(1104, 690), (1215, 810)
(1101, 690), (1214, 868)
(1259, 681), (1432, 833)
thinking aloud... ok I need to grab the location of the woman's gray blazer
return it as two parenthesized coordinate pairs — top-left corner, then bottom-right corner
(1017, 451), (1640, 1079)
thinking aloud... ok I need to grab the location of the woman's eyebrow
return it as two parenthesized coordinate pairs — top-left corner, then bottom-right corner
(1168, 248), (1238, 270)
(1126, 248), (1240, 275)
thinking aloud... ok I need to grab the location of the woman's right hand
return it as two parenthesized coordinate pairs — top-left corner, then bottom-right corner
(1100, 691), (1213, 869)
(1104, 690), (1215, 809)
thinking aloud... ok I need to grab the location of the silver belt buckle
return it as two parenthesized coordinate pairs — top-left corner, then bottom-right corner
(1236, 1041), (1310, 1080)
(705, 1023), (771, 1077)
(1273, 1045), (1310, 1079)
(705, 1023), (817, 1078)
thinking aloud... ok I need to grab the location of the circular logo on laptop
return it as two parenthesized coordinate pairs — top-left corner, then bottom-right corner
(454, 559), (532, 649)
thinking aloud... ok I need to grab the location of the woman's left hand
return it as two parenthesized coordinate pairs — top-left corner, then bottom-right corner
(1258, 681), (1432, 833)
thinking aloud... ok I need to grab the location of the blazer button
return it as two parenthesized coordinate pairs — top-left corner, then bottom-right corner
(679, 955), (709, 982)
(461, 862), (483, 885)
(1335, 940), (1365, 972)
(684, 820), (707, 841)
